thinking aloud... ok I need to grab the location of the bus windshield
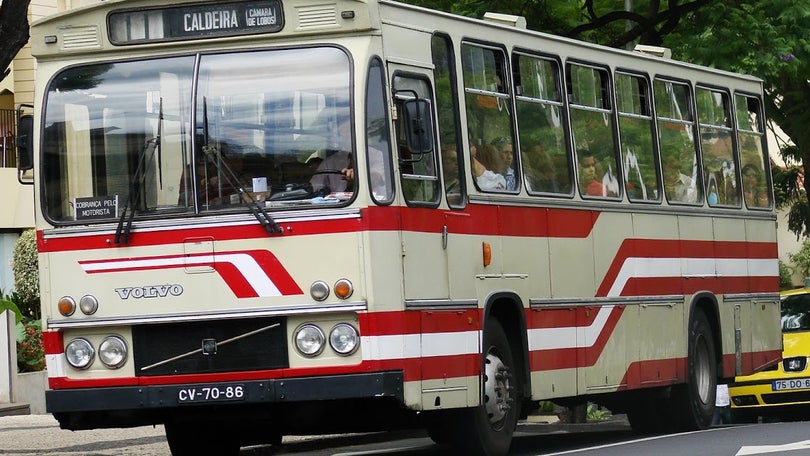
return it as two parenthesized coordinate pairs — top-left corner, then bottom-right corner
(41, 46), (352, 224)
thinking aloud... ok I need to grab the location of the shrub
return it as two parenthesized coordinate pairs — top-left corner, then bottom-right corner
(16, 319), (45, 373)
(11, 229), (40, 320)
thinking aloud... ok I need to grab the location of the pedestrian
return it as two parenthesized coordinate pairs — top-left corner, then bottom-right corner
(713, 383), (731, 425)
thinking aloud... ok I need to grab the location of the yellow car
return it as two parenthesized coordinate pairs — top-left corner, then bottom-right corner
(729, 287), (810, 422)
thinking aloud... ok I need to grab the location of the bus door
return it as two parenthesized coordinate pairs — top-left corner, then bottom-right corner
(390, 67), (448, 303)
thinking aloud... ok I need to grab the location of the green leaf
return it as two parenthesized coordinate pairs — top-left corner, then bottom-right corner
(0, 298), (22, 324)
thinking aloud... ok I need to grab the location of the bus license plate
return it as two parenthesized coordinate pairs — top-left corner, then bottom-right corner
(177, 384), (246, 403)
(772, 378), (810, 391)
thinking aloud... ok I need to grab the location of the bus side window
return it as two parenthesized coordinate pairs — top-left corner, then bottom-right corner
(655, 79), (701, 204)
(616, 72), (659, 202)
(392, 75), (440, 205)
(514, 53), (572, 196)
(736, 94), (770, 209)
(697, 87), (739, 207)
(567, 63), (620, 199)
(431, 33), (465, 208)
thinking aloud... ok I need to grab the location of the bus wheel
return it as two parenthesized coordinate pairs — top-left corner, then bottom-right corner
(672, 308), (716, 430)
(454, 319), (520, 456)
(165, 422), (240, 456)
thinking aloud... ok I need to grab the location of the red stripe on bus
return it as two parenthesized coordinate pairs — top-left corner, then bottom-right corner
(623, 276), (779, 296)
(37, 204), (599, 253)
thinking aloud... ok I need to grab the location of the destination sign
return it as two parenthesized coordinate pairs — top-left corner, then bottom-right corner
(109, 1), (284, 45)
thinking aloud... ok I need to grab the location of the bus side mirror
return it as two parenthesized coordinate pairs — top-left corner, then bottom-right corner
(17, 114), (34, 172)
(403, 98), (434, 154)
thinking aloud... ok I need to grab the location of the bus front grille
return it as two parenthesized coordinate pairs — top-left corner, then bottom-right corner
(132, 317), (288, 376)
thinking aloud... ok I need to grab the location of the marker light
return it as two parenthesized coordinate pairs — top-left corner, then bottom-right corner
(310, 281), (330, 301)
(294, 324), (325, 357)
(329, 323), (359, 355)
(65, 338), (95, 369)
(79, 295), (99, 315)
(334, 279), (353, 299)
(98, 336), (128, 369)
(482, 242), (492, 267)
(58, 296), (76, 317)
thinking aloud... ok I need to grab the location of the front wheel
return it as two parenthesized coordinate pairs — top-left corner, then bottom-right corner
(441, 319), (520, 456)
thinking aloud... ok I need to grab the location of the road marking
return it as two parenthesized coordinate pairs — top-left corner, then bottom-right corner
(736, 440), (810, 455)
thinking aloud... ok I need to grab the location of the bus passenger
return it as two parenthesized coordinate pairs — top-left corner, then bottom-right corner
(523, 144), (559, 193)
(663, 153), (698, 202)
(491, 137), (516, 190)
(742, 163), (768, 207)
(578, 151), (604, 196)
(473, 143), (507, 190)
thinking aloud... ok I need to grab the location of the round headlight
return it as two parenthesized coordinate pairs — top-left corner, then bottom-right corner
(98, 336), (128, 369)
(58, 296), (76, 317)
(65, 338), (95, 369)
(329, 323), (359, 355)
(294, 324), (325, 356)
(310, 281), (330, 301)
(79, 295), (99, 315)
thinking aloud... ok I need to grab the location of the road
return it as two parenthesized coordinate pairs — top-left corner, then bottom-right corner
(4, 414), (810, 456)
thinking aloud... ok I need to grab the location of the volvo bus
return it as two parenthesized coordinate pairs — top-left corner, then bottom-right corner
(19, 0), (781, 454)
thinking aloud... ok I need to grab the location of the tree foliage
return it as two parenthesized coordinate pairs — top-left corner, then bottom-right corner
(12, 229), (40, 320)
(404, 0), (810, 237)
(0, 0), (32, 83)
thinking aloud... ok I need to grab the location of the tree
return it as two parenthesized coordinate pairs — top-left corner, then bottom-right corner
(405, 0), (810, 236)
(0, 0), (32, 83)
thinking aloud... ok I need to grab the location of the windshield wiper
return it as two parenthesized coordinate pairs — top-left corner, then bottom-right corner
(201, 97), (282, 236)
(115, 98), (163, 244)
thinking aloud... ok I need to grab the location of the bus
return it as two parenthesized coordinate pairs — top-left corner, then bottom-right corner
(19, 0), (781, 454)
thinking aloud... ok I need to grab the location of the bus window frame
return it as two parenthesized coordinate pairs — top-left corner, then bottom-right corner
(614, 68), (662, 204)
(512, 48), (575, 199)
(565, 58), (623, 201)
(391, 71), (441, 208)
(653, 76), (703, 207)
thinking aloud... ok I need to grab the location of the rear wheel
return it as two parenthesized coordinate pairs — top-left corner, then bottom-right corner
(164, 422), (240, 456)
(672, 308), (717, 430)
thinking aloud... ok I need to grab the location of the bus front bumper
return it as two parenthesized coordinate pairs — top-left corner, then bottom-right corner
(46, 371), (404, 415)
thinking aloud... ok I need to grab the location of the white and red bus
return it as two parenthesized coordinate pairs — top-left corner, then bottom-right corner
(19, 0), (781, 454)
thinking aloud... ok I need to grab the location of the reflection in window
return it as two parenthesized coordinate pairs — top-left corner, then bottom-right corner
(462, 43), (515, 192)
(736, 94), (770, 209)
(42, 57), (195, 223)
(432, 34), (465, 208)
(366, 58), (394, 204)
(697, 87), (739, 207)
(567, 64), (619, 199)
(781, 294), (810, 332)
(393, 76), (439, 205)
(196, 48), (352, 209)
(514, 54), (571, 195)
(616, 72), (658, 202)
(655, 79), (700, 204)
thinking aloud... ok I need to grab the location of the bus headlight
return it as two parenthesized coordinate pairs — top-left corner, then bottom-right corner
(65, 338), (95, 369)
(294, 324), (325, 357)
(98, 336), (128, 369)
(329, 323), (359, 355)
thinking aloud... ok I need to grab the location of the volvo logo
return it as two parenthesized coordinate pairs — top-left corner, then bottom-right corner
(114, 284), (184, 299)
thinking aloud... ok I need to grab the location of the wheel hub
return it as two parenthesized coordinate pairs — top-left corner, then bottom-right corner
(484, 351), (513, 425)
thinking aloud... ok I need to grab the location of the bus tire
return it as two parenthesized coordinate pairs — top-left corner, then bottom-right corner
(451, 319), (520, 456)
(165, 421), (240, 456)
(672, 308), (716, 430)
